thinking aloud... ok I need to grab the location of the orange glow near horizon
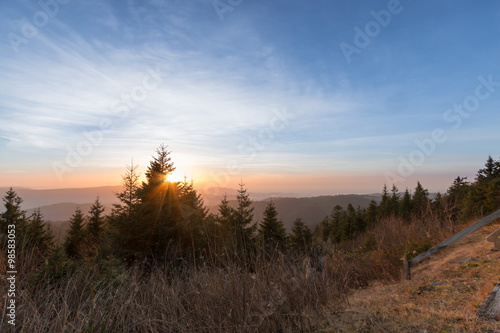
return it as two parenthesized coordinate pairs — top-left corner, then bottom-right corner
(0, 166), (468, 196)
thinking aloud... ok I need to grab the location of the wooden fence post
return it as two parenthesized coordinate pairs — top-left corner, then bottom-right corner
(405, 260), (411, 280)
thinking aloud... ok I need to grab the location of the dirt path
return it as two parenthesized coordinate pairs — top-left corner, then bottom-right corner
(322, 223), (500, 332)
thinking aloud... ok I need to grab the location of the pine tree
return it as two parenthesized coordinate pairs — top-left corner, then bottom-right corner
(446, 176), (470, 220)
(114, 162), (141, 219)
(258, 200), (287, 254)
(216, 194), (236, 251)
(0, 188), (27, 237)
(341, 203), (357, 241)
(476, 156), (500, 214)
(463, 156), (500, 217)
(136, 144), (183, 258)
(412, 181), (429, 216)
(484, 178), (500, 213)
(64, 207), (85, 258)
(25, 208), (53, 255)
(177, 179), (209, 254)
(329, 205), (343, 243)
(389, 184), (400, 216)
(43, 245), (70, 281)
(290, 218), (312, 252)
(399, 188), (413, 221)
(378, 185), (391, 218)
(233, 182), (256, 258)
(87, 197), (105, 241)
(108, 163), (142, 259)
(144, 143), (175, 186)
(477, 156), (498, 182)
(217, 194), (234, 229)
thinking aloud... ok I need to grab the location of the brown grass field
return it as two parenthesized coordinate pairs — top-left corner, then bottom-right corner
(2, 218), (500, 332)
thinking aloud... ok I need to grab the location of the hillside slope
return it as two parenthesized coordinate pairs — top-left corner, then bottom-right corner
(322, 222), (500, 332)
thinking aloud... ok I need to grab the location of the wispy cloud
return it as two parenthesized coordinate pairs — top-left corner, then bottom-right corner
(1, 1), (499, 191)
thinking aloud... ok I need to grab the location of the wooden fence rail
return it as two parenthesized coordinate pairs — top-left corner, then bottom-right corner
(405, 209), (500, 280)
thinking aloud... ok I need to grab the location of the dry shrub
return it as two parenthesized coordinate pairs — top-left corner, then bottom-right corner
(1, 212), (487, 332)
(323, 213), (478, 289)
(2, 253), (347, 332)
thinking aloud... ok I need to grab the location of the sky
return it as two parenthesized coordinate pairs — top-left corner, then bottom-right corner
(1, 0), (500, 196)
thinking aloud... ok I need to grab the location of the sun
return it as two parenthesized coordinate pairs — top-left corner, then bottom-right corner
(165, 170), (186, 183)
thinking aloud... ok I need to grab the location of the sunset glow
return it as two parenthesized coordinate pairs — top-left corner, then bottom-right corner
(1, 1), (499, 195)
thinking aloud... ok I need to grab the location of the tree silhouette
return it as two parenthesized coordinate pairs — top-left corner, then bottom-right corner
(399, 188), (413, 221)
(389, 184), (400, 216)
(0, 188), (27, 237)
(258, 200), (287, 254)
(87, 197), (105, 241)
(64, 207), (85, 258)
(233, 182), (256, 260)
(25, 208), (53, 255)
(412, 182), (429, 217)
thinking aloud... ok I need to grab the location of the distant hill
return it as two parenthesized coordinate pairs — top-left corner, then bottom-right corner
(0, 185), (297, 210)
(0, 186), (121, 209)
(197, 187), (299, 207)
(26, 202), (114, 222)
(25, 202), (114, 243)
(209, 194), (375, 231)
(0, 186), (380, 237)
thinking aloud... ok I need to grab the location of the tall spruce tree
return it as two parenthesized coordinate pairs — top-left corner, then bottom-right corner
(108, 162), (142, 259)
(342, 203), (357, 241)
(114, 162), (141, 219)
(475, 156), (500, 214)
(233, 182), (256, 258)
(87, 197), (105, 241)
(446, 176), (470, 219)
(0, 188), (27, 237)
(389, 184), (400, 216)
(144, 143), (175, 186)
(25, 208), (53, 255)
(399, 188), (413, 221)
(215, 194), (236, 251)
(477, 156), (499, 182)
(136, 144), (183, 258)
(412, 182), (429, 216)
(378, 185), (391, 218)
(217, 194), (234, 229)
(64, 207), (85, 258)
(177, 179), (209, 254)
(258, 200), (287, 254)
(330, 205), (343, 243)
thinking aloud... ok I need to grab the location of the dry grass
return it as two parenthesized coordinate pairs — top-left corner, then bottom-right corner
(1, 254), (349, 332)
(2, 215), (500, 332)
(322, 222), (500, 332)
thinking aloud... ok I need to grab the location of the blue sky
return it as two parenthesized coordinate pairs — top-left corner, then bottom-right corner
(1, 0), (499, 195)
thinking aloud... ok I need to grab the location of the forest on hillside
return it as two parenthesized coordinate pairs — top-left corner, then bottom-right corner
(1, 145), (499, 332)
